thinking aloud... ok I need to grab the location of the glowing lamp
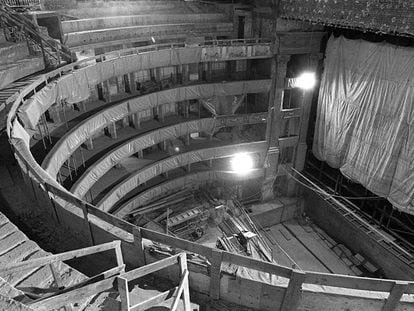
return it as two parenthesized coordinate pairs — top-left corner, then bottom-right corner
(230, 153), (253, 175)
(296, 72), (316, 90)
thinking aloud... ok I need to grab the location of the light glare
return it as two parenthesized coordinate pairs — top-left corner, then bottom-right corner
(296, 72), (316, 90)
(231, 153), (253, 175)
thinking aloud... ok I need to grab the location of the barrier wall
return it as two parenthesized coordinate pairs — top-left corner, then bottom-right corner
(97, 141), (267, 212)
(6, 43), (414, 310)
(61, 13), (227, 33)
(71, 113), (268, 200)
(41, 80), (271, 180)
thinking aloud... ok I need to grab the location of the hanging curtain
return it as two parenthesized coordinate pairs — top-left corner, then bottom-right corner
(313, 36), (414, 214)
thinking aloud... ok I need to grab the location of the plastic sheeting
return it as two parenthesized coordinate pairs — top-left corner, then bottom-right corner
(17, 44), (271, 133)
(71, 118), (217, 198)
(313, 36), (414, 214)
(42, 80), (271, 179)
(98, 141), (267, 212)
(115, 169), (265, 218)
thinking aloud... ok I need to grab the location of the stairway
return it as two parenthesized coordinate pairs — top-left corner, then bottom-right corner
(0, 28), (44, 90)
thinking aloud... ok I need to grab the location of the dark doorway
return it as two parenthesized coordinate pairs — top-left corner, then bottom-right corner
(238, 15), (245, 39)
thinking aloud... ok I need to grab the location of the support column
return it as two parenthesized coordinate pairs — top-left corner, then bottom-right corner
(106, 122), (117, 139)
(261, 54), (290, 201)
(294, 53), (322, 171)
(182, 64), (189, 85)
(84, 137), (94, 150)
(132, 112), (141, 129)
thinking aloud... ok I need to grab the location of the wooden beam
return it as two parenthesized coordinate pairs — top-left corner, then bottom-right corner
(221, 252), (291, 278)
(178, 253), (191, 311)
(122, 254), (180, 281)
(117, 277), (130, 311)
(141, 228), (213, 259)
(0, 241), (121, 274)
(280, 270), (306, 311)
(133, 227), (146, 266)
(209, 249), (223, 300)
(115, 241), (125, 272)
(382, 282), (408, 311)
(170, 269), (189, 311)
(29, 276), (116, 311)
(130, 288), (176, 311)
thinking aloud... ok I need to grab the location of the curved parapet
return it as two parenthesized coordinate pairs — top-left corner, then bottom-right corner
(97, 141), (268, 212)
(15, 40), (271, 134)
(115, 168), (265, 218)
(71, 113), (267, 199)
(41, 80), (271, 180)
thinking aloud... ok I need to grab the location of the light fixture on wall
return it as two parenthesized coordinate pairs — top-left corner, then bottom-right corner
(296, 72), (316, 90)
(230, 153), (254, 175)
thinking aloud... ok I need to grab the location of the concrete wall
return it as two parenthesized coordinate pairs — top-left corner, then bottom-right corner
(302, 187), (414, 280)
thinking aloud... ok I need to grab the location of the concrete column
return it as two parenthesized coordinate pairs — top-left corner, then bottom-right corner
(102, 80), (111, 102)
(182, 65), (189, 85)
(261, 54), (290, 201)
(48, 106), (61, 123)
(184, 134), (190, 146)
(158, 106), (164, 122)
(294, 53), (322, 170)
(84, 137), (94, 150)
(129, 72), (136, 94)
(132, 112), (141, 129)
(107, 122), (117, 139)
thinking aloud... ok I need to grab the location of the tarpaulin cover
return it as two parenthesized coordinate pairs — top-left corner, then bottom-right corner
(115, 169), (265, 218)
(71, 118), (218, 199)
(42, 80), (271, 179)
(18, 45), (271, 133)
(313, 36), (414, 214)
(98, 141), (267, 212)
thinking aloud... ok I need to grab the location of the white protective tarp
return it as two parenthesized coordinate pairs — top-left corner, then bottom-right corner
(17, 45), (271, 133)
(43, 80), (271, 179)
(98, 141), (267, 212)
(115, 169), (265, 218)
(71, 118), (218, 198)
(313, 36), (414, 214)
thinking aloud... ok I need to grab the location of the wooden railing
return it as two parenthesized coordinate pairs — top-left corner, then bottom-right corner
(8, 240), (191, 311)
(118, 253), (191, 311)
(3, 241), (125, 310)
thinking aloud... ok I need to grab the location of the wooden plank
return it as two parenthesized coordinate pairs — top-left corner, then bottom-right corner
(86, 204), (135, 234)
(130, 288), (176, 311)
(269, 225), (329, 273)
(178, 253), (191, 311)
(30, 265), (125, 303)
(304, 271), (409, 293)
(122, 254), (179, 282)
(280, 270), (305, 311)
(382, 282), (408, 311)
(29, 276), (116, 311)
(114, 242), (125, 272)
(133, 227), (146, 266)
(0, 241), (120, 274)
(170, 269), (189, 311)
(209, 249), (223, 300)
(141, 228), (213, 259)
(221, 252), (292, 278)
(284, 220), (354, 275)
(117, 277), (130, 311)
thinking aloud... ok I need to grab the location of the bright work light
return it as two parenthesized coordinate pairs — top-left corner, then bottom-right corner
(296, 72), (316, 90)
(230, 153), (253, 175)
